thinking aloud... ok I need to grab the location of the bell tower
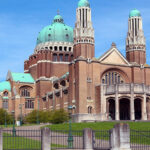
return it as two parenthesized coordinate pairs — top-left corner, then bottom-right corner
(74, 0), (95, 59)
(126, 9), (146, 65)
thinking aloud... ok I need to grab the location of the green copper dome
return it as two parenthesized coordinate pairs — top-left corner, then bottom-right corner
(36, 14), (73, 45)
(129, 9), (141, 18)
(78, 0), (90, 8)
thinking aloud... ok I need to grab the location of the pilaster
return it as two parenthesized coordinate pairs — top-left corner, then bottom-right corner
(115, 84), (119, 121)
(130, 83), (135, 120)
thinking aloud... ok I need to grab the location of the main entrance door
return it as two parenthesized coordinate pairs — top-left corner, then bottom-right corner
(119, 98), (130, 120)
(108, 99), (115, 120)
(134, 99), (142, 120)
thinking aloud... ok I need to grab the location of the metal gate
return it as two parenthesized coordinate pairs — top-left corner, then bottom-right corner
(93, 130), (111, 150)
(130, 129), (150, 150)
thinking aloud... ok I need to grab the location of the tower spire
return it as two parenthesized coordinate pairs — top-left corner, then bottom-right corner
(126, 9), (146, 65)
(73, 0), (95, 59)
(57, 9), (60, 15)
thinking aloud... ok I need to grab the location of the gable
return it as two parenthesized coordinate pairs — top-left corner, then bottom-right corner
(99, 48), (130, 65)
(6, 71), (35, 83)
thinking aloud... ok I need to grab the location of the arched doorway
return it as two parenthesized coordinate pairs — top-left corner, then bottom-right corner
(134, 98), (142, 120)
(108, 99), (115, 120)
(119, 98), (130, 120)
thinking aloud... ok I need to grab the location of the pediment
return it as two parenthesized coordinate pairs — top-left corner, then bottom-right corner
(98, 48), (130, 65)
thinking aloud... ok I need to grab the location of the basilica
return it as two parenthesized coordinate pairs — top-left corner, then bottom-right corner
(0, 0), (150, 122)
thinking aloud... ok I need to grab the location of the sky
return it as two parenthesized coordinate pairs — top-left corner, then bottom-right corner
(0, 0), (150, 81)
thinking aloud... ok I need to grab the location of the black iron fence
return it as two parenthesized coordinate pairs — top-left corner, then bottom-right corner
(93, 130), (110, 150)
(51, 130), (84, 149)
(3, 129), (42, 150)
(5, 128), (150, 150)
(130, 129), (150, 150)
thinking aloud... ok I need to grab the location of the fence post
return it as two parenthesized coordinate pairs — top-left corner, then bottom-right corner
(0, 128), (3, 150)
(83, 128), (93, 150)
(41, 127), (51, 150)
(110, 123), (131, 150)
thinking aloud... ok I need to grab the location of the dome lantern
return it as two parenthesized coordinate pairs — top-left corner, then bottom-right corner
(129, 9), (141, 18)
(78, 0), (90, 8)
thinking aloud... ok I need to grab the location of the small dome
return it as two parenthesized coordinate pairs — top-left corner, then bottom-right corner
(36, 14), (73, 45)
(78, 0), (90, 8)
(53, 15), (64, 23)
(129, 9), (141, 18)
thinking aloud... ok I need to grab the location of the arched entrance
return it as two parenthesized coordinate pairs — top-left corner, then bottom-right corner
(108, 99), (115, 120)
(119, 98), (130, 120)
(134, 98), (142, 120)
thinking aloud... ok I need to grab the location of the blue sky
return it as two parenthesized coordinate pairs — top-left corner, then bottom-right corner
(0, 0), (150, 81)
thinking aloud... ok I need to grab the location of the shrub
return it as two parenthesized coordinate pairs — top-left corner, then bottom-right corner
(24, 109), (69, 124)
(51, 109), (69, 124)
(0, 108), (13, 125)
(24, 110), (53, 124)
(25, 110), (39, 124)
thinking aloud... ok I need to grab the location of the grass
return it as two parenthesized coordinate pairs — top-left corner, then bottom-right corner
(0, 123), (37, 128)
(46, 121), (150, 145)
(3, 133), (41, 149)
(3, 133), (66, 149)
(46, 121), (150, 131)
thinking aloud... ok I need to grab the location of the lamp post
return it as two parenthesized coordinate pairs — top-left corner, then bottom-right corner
(36, 99), (40, 124)
(19, 104), (23, 126)
(68, 105), (73, 148)
(4, 110), (7, 127)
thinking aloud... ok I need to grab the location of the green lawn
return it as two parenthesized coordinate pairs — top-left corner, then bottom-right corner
(3, 133), (41, 150)
(46, 121), (150, 131)
(0, 123), (37, 128)
(46, 122), (150, 145)
(3, 133), (66, 150)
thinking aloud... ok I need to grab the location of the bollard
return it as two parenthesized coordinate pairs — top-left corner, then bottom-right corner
(41, 127), (51, 150)
(83, 128), (93, 150)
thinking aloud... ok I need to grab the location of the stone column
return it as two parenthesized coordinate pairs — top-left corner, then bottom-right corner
(42, 128), (51, 150)
(110, 123), (131, 150)
(115, 84), (119, 120)
(100, 85), (107, 120)
(130, 83), (135, 120)
(0, 128), (3, 150)
(83, 128), (93, 150)
(142, 93), (147, 120)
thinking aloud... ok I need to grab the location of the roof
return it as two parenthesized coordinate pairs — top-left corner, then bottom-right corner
(129, 9), (141, 18)
(98, 43), (130, 66)
(7, 71), (35, 83)
(78, 0), (90, 8)
(36, 14), (73, 45)
(11, 73), (35, 83)
(0, 81), (11, 92)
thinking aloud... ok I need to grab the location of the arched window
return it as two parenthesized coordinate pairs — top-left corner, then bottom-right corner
(59, 54), (63, 62)
(102, 71), (124, 85)
(88, 106), (92, 114)
(20, 86), (32, 97)
(65, 54), (69, 62)
(60, 80), (66, 86)
(21, 89), (30, 97)
(53, 54), (57, 62)
(54, 83), (59, 89)
(71, 55), (74, 61)
(3, 91), (8, 97)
